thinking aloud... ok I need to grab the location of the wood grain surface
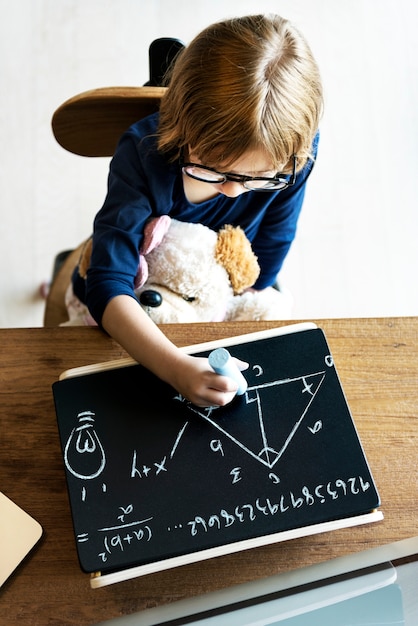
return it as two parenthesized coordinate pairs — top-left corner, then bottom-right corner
(1, 318), (417, 625)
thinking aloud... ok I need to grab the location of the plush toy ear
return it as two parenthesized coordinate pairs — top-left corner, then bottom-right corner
(215, 225), (260, 294)
(134, 215), (172, 288)
(140, 215), (172, 255)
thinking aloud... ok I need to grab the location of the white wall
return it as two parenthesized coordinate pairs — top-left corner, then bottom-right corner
(1, 0), (417, 327)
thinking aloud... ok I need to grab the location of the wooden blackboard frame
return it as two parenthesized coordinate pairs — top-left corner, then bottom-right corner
(53, 323), (382, 588)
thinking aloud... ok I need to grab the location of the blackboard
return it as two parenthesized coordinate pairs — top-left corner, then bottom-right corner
(53, 326), (380, 579)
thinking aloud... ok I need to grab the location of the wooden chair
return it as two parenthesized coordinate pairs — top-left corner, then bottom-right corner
(43, 39), (183, 326)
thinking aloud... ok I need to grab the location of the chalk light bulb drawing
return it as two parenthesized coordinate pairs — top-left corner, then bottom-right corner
(64, 411), (106, 480)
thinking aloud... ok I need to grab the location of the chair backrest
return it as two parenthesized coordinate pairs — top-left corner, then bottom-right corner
(45, 38), (184, 326)
(46, 87), (165, 327)
(51, 37), (184, 157)
(52, 85), (167, 157)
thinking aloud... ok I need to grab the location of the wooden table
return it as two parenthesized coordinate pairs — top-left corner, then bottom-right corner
(1, 318), (417, 625)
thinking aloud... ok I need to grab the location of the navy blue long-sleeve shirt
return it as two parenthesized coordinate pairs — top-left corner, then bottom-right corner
(74, 112), (319, 324)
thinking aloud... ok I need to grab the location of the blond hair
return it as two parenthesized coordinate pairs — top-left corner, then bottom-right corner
(157, 14), (323, 172)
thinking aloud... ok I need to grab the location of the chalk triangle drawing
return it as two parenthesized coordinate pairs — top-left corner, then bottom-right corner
(188, 372), (326, 469)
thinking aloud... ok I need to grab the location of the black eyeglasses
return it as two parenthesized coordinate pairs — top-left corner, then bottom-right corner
(180, 154), (297, 191)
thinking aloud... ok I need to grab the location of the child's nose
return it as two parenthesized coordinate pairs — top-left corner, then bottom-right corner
(219, 181), (248, 198)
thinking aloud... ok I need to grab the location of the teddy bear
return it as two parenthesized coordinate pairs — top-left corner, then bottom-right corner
(65, 216), (292, 325)
(131, 216), (292, 323)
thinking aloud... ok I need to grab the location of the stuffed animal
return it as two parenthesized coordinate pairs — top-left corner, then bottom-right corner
(133, 217), (292, 323)
(64, 217), (292, 325)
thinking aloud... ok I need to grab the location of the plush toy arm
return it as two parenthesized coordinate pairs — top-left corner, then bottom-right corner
(226, 286), (293, 321)
(78, 238), (93, 279)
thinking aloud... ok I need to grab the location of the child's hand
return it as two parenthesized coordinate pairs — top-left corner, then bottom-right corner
(171, 354), (248, 407)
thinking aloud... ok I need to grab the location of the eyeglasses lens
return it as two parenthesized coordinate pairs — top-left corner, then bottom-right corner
(182, 165), (290, 191)
(184, 165), (225, 183)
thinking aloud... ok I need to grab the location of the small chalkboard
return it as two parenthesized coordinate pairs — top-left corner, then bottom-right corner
(53, 324), (382, 587)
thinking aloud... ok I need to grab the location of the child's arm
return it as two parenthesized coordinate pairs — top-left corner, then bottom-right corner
(102, 295), (241, 407)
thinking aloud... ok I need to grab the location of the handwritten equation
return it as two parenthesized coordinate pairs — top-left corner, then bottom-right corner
(179, 474), (372, 537)
(55, 335), (378, 573)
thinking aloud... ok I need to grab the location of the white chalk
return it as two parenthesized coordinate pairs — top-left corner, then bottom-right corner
(208, 348), (248, 396)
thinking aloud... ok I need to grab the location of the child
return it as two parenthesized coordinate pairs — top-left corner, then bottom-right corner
(71, 14), (323, 407)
